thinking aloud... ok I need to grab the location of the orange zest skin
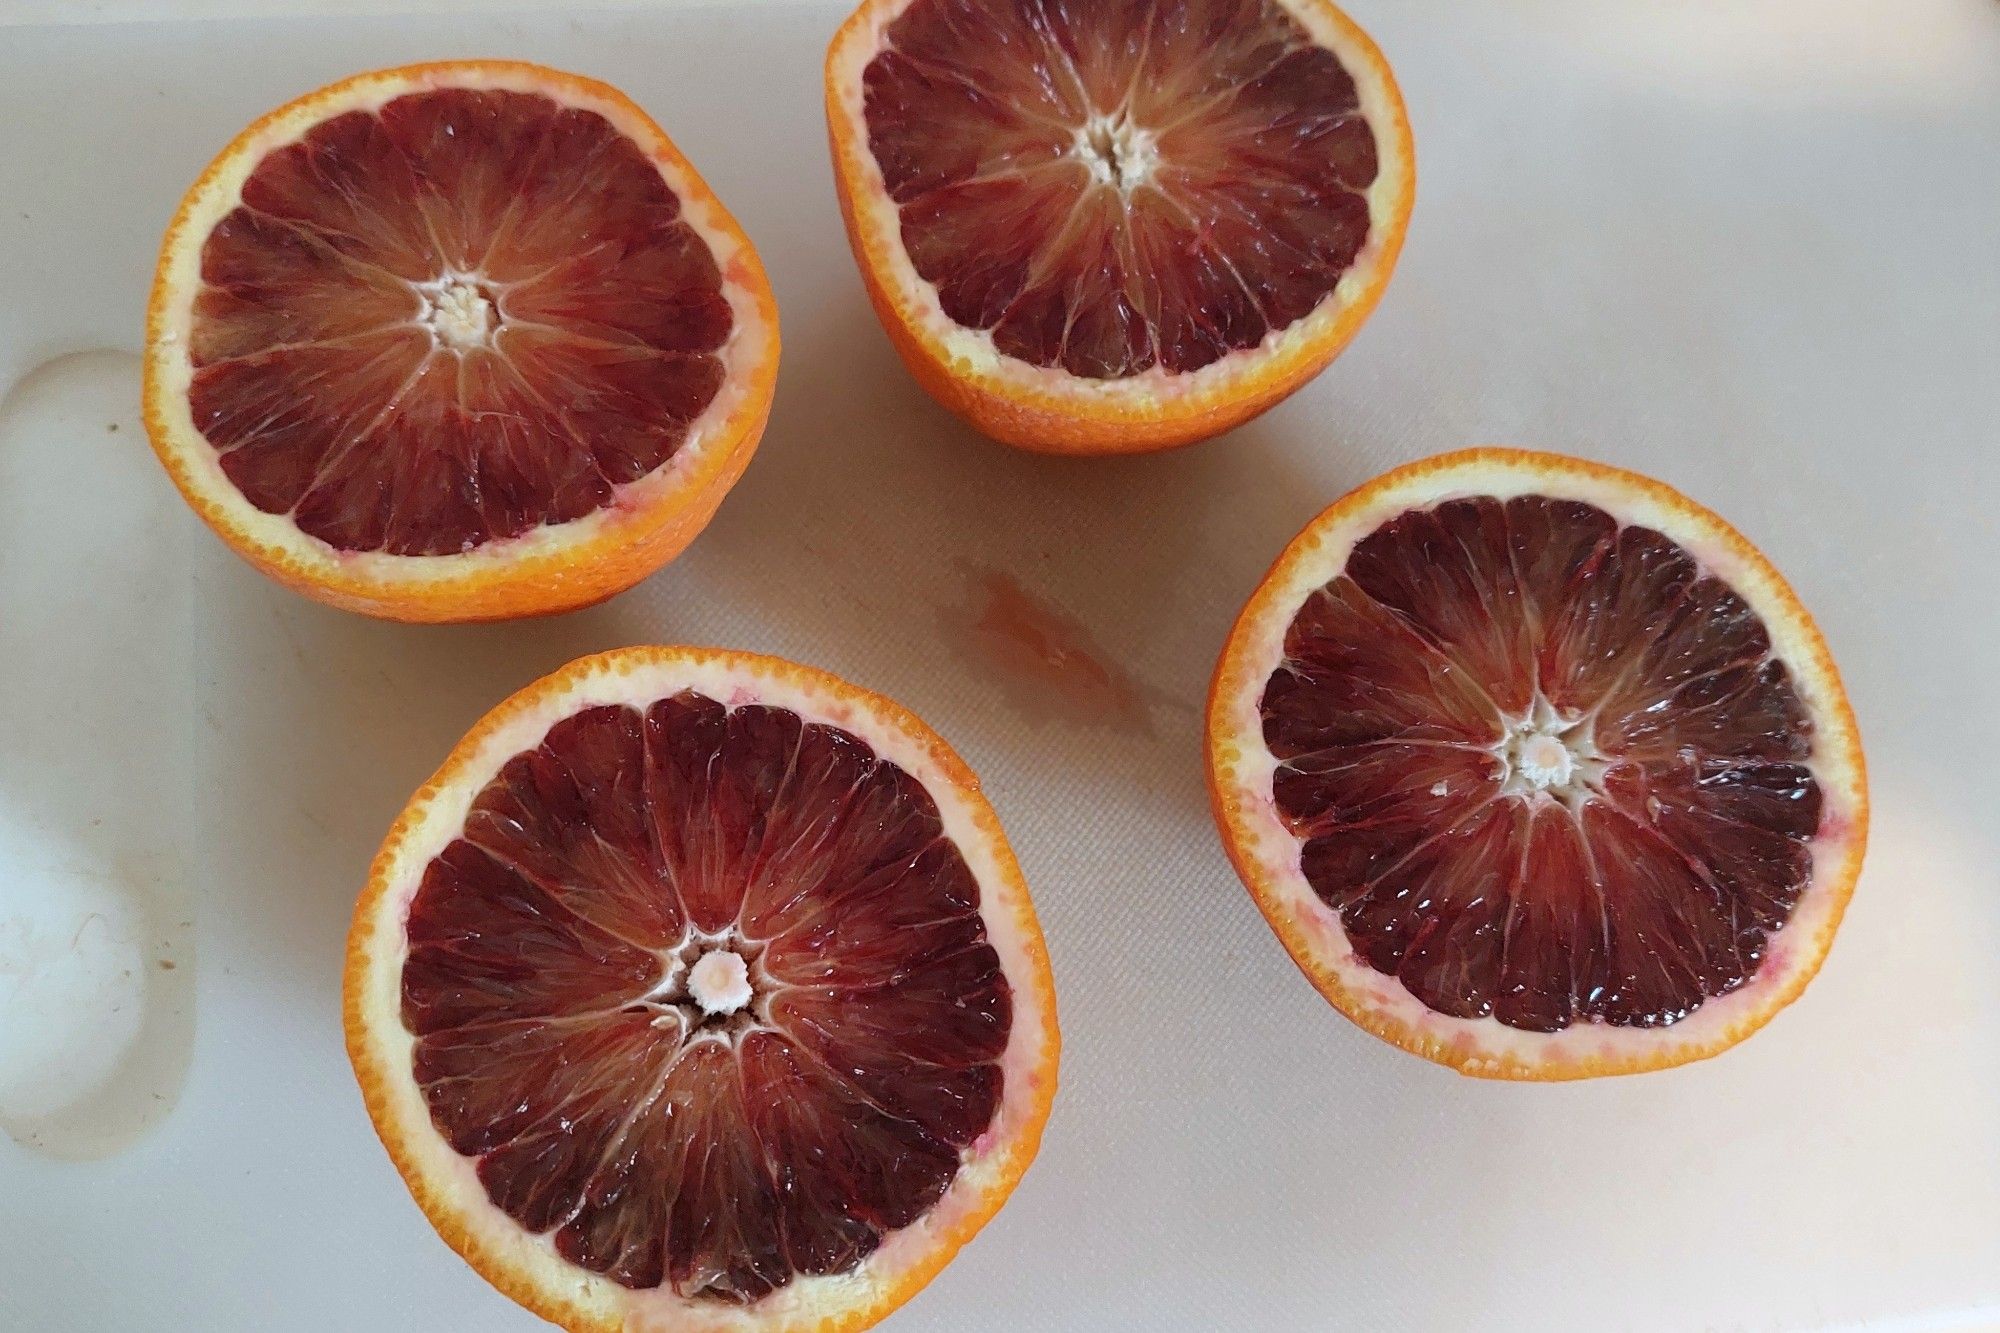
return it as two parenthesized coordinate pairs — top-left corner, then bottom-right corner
(1205, 448), (1869, 1079)
(345, 646), (1060, 1332)
(144, 62), (780, 623)
(824, 0), (1414, 455)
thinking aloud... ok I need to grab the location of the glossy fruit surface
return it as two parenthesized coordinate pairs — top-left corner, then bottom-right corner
(827, 0), (1412, 452)
(1208, 449), (1867, 1078)
(146, 62), (778, 620)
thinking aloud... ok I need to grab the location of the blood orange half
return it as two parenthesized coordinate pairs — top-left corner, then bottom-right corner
(145, 62), (779, 622)
(345, 648), (1058, 1331)
(826, 0), (1413, 454)
(1207, 450), (1867, 1079)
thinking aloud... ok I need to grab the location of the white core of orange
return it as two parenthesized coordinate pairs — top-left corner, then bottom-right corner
(418, 274), (496, 350)
(687, 949), (753, 1016)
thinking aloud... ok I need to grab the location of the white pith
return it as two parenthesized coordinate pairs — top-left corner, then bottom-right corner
(349, 649), (1058, 1332)
(1494, 694), (1607, 811)
(686, 946), (754, 1017)
(625, 929), (774, 1033)
(1209, 453), (1867, 1077)
(416, 273), (496, 350)
(1072, 110), (1160, 193)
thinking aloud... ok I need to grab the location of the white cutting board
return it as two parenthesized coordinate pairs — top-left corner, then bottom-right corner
(2, 2), (1997, 1329)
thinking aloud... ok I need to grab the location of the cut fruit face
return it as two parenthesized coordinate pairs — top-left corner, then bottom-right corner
(145, 62), (778, 621)
(1207, 449), (1867, 1078)
(826, 0), (1413, 453)
(346, 648), (1058, 1332)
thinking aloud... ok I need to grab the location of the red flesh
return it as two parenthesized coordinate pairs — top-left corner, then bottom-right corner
(1260, 496), (1821, 1032)
(401, 695), (1010, 1301)
(863, 0), (1378, 378)
(187, 89), (730, 556)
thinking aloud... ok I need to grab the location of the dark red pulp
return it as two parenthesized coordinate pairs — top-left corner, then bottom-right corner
(863, 0), (1379, 378)
(401, 693), (1011, 1302)
(188, 88), (731, 556)
(1259, 495), (1823, 1032)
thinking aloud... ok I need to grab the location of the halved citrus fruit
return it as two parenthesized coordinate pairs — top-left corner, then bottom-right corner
(144, 62), (778, 622)
(1207, 449), (1867, 1079)
(345, 647), (1058, 1330)
(826, 0), (1413, 454)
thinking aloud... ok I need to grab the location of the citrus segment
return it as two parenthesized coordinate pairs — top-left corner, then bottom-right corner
(147, 63), (778, 620)
(827, 0), (1412, 452)
(1208, 450), (1866, 1078)
(347, 649), (1057, 1332)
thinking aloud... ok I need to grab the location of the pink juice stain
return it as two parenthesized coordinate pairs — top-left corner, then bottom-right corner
(959, 567), (1154, 736)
